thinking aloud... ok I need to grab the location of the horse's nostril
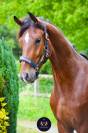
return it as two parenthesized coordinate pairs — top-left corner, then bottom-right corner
(25, 73), (29, 80)
(20, 71), (37, 83)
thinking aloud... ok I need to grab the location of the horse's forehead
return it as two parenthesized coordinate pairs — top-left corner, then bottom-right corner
(26, 27), (44, 38)
(24, 31), (31, 44)
(21, 28), (43, 44)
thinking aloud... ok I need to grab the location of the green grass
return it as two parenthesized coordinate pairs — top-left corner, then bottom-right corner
(39, 78), (54, 93)
(18, 74), (56, 126)
(17, 126), (37, 133)
(18, 94), (56, 124)
(19, 78), (54, 93)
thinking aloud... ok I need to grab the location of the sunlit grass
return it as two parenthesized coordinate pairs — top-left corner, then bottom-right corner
(17, 126), (37, 133)
(17, 94), (56, 124)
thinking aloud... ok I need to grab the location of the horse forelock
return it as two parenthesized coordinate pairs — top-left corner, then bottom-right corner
(18, 17), (33, 38)
(18, 17), (45, 38)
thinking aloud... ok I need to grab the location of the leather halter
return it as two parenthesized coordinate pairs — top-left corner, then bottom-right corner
(20, 25), (49, 76)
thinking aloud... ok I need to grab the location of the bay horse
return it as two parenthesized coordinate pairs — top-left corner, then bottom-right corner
(14, 13), (88, 133)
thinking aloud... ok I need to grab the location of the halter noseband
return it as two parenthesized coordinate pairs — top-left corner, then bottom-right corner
(20, 25), (49, 76)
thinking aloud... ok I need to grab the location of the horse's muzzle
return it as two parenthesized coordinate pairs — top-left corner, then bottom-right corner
(20, 70), (39, 83)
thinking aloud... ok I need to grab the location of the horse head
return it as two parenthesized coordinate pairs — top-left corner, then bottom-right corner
(14, 13), (50, 83)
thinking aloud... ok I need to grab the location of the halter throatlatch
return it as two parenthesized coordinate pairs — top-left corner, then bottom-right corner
(20, 24), (50, 76)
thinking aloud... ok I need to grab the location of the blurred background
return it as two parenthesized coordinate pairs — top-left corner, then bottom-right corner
(0, 0), (88, 132)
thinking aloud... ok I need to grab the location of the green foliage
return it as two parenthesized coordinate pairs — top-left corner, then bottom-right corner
(0, 25), (17, 48)
(40, 60), (52, 74)
(39, 78), (53, 93)
(0, 73), (5, 93)
(0, 39), (19, 133)
(0, 0), (88, 50)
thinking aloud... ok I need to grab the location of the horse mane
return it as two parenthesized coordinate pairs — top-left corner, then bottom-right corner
(18, 17), (33, 37)
(80, 53), (88, 60)
(72, 45), (88, 60)
(19, 18), (88, 61)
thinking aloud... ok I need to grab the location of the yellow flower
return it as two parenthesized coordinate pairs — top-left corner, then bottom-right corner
(1, 103), (7, 107)
(4, 116), (9, 120)
(4, 121), (10, 126)
(0, 110), (5, 119)
(0, 97), (5, 102)
(0, 97), (9, 132)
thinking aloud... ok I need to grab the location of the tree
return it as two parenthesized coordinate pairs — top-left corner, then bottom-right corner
(0, 0), (88, 52)
(0, 39), (19, 133)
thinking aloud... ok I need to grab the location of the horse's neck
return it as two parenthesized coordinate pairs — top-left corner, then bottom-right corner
(47, 23), (79, 85)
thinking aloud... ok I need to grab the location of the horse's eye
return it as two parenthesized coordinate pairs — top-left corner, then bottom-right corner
(35, 39), (41, 44)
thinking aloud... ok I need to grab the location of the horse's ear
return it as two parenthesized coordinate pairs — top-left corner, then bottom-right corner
(14, 16), (23, 26)
(28, 12), (38, 23)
